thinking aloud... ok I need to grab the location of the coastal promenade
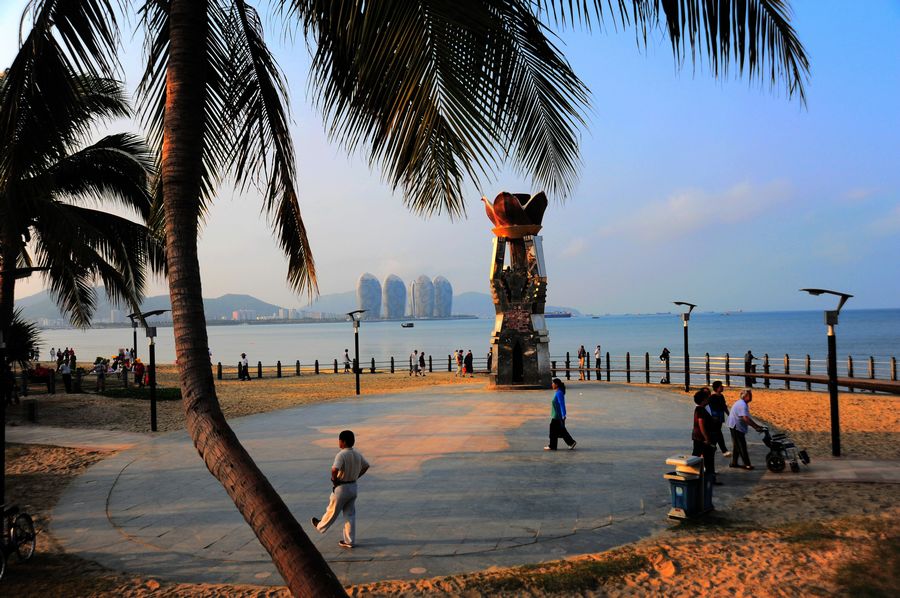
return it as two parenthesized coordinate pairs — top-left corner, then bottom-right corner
(48, 384), (767, 586)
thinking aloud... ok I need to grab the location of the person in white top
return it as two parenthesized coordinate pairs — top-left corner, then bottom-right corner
(311, 430), (370, 548)
(726, 388), (764, 470)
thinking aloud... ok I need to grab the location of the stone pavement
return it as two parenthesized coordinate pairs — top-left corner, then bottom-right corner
(51, 383), (767, 586)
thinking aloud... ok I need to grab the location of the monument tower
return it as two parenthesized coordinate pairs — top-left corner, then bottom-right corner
(483, 192), (552, 388)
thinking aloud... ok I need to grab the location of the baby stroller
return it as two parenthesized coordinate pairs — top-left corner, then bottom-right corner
(760, 427), (810, 473)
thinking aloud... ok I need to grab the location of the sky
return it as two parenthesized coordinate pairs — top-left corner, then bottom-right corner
(3, 1), (899, 314)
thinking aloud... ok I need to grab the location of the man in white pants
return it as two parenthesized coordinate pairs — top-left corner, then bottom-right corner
(311, 430), (370, 548)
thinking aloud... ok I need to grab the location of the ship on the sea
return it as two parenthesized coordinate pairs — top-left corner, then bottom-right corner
(545, 311), (572, 318)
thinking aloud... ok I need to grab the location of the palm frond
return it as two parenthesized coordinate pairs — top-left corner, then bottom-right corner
(290, 0), (588, 216)
(21, 0), (122, 78)
(39, 133), (155, 219)
(6, 309), (42, 370)
(136, 0), (233, 220)
(31, 202), (157, 326)
(535, 0), (809, 103)
(226, 0), (316, 296)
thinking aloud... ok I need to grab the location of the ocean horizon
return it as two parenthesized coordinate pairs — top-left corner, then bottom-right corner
(33, 308), (900, 369)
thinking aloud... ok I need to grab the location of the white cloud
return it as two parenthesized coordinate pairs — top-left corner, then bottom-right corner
(842, 187), (879, 202)
(599, 180), (792, 243)
(561, 237), (588, 258)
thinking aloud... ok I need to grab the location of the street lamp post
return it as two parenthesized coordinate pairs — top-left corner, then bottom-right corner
(347, 310), (366, 396)
(129, 309), (170, 432)
(674, 302), (697, 392)
(801, 288), (853, 457)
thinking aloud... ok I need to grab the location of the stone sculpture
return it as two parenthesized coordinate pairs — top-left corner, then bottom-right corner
(484, 192), (551, 388)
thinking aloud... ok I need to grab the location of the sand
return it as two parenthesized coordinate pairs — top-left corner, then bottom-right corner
(6, 366), (470, 433)
(3, 380), (899, 596)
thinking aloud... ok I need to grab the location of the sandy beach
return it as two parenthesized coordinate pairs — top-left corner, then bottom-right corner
(3, 379), (898, 596)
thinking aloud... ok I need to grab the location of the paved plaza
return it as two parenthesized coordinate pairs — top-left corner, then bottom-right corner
(52, 383), (766, 586)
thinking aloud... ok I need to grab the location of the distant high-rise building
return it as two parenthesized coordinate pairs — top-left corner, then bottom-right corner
(382, 274), (406, 318)
(356, 273), (382, 319)
(231, 310), (240, 321)
(433, 276), (453, 317)
(412, 275), (435, 318)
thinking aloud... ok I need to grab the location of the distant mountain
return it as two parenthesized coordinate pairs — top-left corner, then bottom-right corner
(17, 288), (583, 323)
(16, 291), (283, 323)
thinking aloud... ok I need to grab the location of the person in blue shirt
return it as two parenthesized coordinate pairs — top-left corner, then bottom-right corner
(545, 378), (576, 450)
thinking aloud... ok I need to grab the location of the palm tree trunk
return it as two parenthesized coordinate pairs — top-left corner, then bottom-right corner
(0, 241), (17, 337)
(162, 2), (345, 596)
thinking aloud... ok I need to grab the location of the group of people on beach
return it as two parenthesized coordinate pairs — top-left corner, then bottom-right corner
(691, 382), (765, 484)
(575, 344), (603, 380)
(454, 349), (474, 377)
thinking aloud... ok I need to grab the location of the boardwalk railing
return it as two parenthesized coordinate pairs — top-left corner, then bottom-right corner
(24, 350), (896, 395)
(548, 352), (899, 394)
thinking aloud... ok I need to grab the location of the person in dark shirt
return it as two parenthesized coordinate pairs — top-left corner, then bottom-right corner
(708, 380), (731, 457)
(692, 388), (721, 485)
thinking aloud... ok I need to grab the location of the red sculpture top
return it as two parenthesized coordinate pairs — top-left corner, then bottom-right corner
(482, 192), (547, 238)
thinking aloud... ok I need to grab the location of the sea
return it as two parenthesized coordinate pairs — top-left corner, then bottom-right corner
(35, 309), (900, 372)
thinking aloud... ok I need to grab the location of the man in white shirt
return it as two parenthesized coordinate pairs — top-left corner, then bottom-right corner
(727, 388), (764, 469)
(240, 353), (250, 381)
(311, 430), (370, 548)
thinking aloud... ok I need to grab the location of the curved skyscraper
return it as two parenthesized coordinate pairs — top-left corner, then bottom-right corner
(356, 273), (381, 319)
(382, 274), (406, 318)
(433, 276), (453, 317)
(412, 275), (435, 318)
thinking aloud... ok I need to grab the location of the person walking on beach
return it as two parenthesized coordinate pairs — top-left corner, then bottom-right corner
(409, 349), (419, 376)
(545, 378), (576, 450)
(691, 388), (720, 485)
(464, 350), (474, 377)
(419, 350), (427, 376)
(455, 349), (464, 377)
(708, 381), (731, 456)
(727, 389), (764, 470)
(59, 361), (73, 393)
(486, 348), (493, 373)
(133, 359), (146, 388)
(594, 345), (601, 376)
(577, 345), (587, 380)
(343, 349), (351, 373)
(311, 429), (370, 548)
(240, 353), (251, 381)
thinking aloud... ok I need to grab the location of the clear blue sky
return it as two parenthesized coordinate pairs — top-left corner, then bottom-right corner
(4, 1), (899, 313)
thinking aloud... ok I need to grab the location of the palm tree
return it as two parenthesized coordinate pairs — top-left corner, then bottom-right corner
(0, 7), (162, 356)
(23, 1), (809, 596)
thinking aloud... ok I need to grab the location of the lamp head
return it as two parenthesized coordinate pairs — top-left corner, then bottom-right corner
(800, 288), (853, 314)
(673, 301), (697, 315)
(347, 309), (366, 322)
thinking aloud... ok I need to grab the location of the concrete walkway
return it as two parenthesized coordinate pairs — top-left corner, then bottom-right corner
(49, 384), (765, 586)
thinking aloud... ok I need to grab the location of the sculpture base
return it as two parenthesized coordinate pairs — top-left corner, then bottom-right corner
(488, 382), (550, 391)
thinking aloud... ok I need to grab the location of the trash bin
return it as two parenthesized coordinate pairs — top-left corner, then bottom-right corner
(664, 455), (713, 518)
